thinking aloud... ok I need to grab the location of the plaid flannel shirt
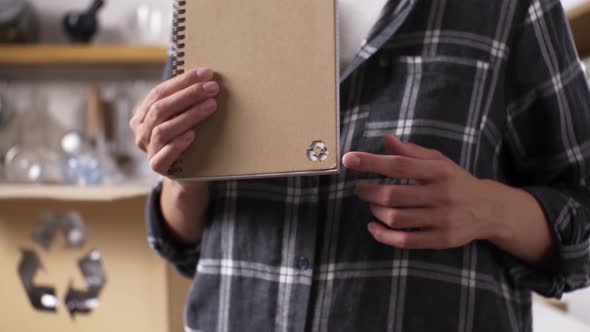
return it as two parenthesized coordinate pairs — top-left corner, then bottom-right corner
(147, 0), (590, 331)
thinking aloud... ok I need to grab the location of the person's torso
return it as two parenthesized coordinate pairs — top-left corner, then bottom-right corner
(186, 1), (534, 331)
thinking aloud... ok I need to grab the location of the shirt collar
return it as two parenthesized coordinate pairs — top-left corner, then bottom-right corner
(340, 0), (417, 83)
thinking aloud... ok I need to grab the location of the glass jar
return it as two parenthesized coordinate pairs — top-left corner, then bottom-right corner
(0, 0), (39, 43)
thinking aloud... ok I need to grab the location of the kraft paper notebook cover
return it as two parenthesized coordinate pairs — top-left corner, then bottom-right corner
(168, 0), (339, 180)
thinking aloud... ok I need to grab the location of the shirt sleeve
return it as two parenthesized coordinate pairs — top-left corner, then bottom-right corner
(146, 180), (202, 279)
(503, 0), (590, 298)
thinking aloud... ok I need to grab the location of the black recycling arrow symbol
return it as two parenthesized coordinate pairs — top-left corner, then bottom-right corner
(17, 212), (107, 318)
(65, 249), (107, 317)
(17, 249), (58, 312)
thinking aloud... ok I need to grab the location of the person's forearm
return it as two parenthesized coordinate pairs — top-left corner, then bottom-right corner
(483, 180), (557, 269)
(160, 178), (209, 245)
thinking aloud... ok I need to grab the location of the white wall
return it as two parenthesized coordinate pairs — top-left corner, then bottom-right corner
(565, 291), (590, 326)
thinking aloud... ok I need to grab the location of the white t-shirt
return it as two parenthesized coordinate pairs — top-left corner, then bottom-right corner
(338, 0), (389, 71)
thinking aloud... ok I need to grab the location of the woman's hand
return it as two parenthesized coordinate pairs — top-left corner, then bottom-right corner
(342, 135), (555, 267)
(130, 67), (220, 176)
(129, 67), (220, 244)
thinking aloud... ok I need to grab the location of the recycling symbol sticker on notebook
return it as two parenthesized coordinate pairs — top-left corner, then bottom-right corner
(307, 140), (329, 162)
(17, 212), (107, 318)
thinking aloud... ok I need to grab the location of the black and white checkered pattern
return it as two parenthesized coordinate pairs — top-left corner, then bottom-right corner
(147, 0), (590, 331)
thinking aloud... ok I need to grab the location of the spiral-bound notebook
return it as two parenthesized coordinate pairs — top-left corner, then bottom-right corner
(168, 0), (339, 180)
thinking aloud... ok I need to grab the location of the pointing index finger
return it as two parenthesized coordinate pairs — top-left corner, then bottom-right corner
(342, 152), (445, 181)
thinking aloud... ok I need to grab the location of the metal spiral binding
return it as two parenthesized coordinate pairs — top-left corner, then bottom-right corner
(171, 0), (187, 76)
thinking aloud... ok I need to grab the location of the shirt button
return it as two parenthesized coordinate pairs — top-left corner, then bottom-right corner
(297, 257), (310, 271)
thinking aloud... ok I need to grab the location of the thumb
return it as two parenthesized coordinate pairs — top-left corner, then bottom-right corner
(383, 135), (442, 160)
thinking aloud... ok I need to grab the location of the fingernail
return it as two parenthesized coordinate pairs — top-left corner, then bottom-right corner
(196, 68), (211, 79)
(203, 81), (219, 93)
(368, 222), (377, 233)
(183, 131), (194, 142)
(343, 153), (360, 168)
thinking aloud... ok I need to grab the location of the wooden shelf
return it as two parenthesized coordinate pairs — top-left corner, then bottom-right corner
(0, 45), (168, 65)
(0, 184), (152, 201)
(568, 2), (590, 57)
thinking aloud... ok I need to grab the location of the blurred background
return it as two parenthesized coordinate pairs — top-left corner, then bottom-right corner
(0, 0), (589, 331)
(0, 1), (187, 332)
(0, 0), (173, 189)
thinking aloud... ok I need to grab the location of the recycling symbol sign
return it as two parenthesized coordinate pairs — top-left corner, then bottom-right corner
(17, 211), (107, 317)
(307, 140), (330, 162)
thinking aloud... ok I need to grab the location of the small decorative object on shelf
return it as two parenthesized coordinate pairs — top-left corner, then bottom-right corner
(128, 4), (173, 46)
(63, 0), (105, 43)
(0, 90), (9, 182)
(0, 82), (156, 188)
(0, 0), (39, 43)
(4, 89), (64, 185)
(0, 93), (10, 129)
(61, 86), (122, 186)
